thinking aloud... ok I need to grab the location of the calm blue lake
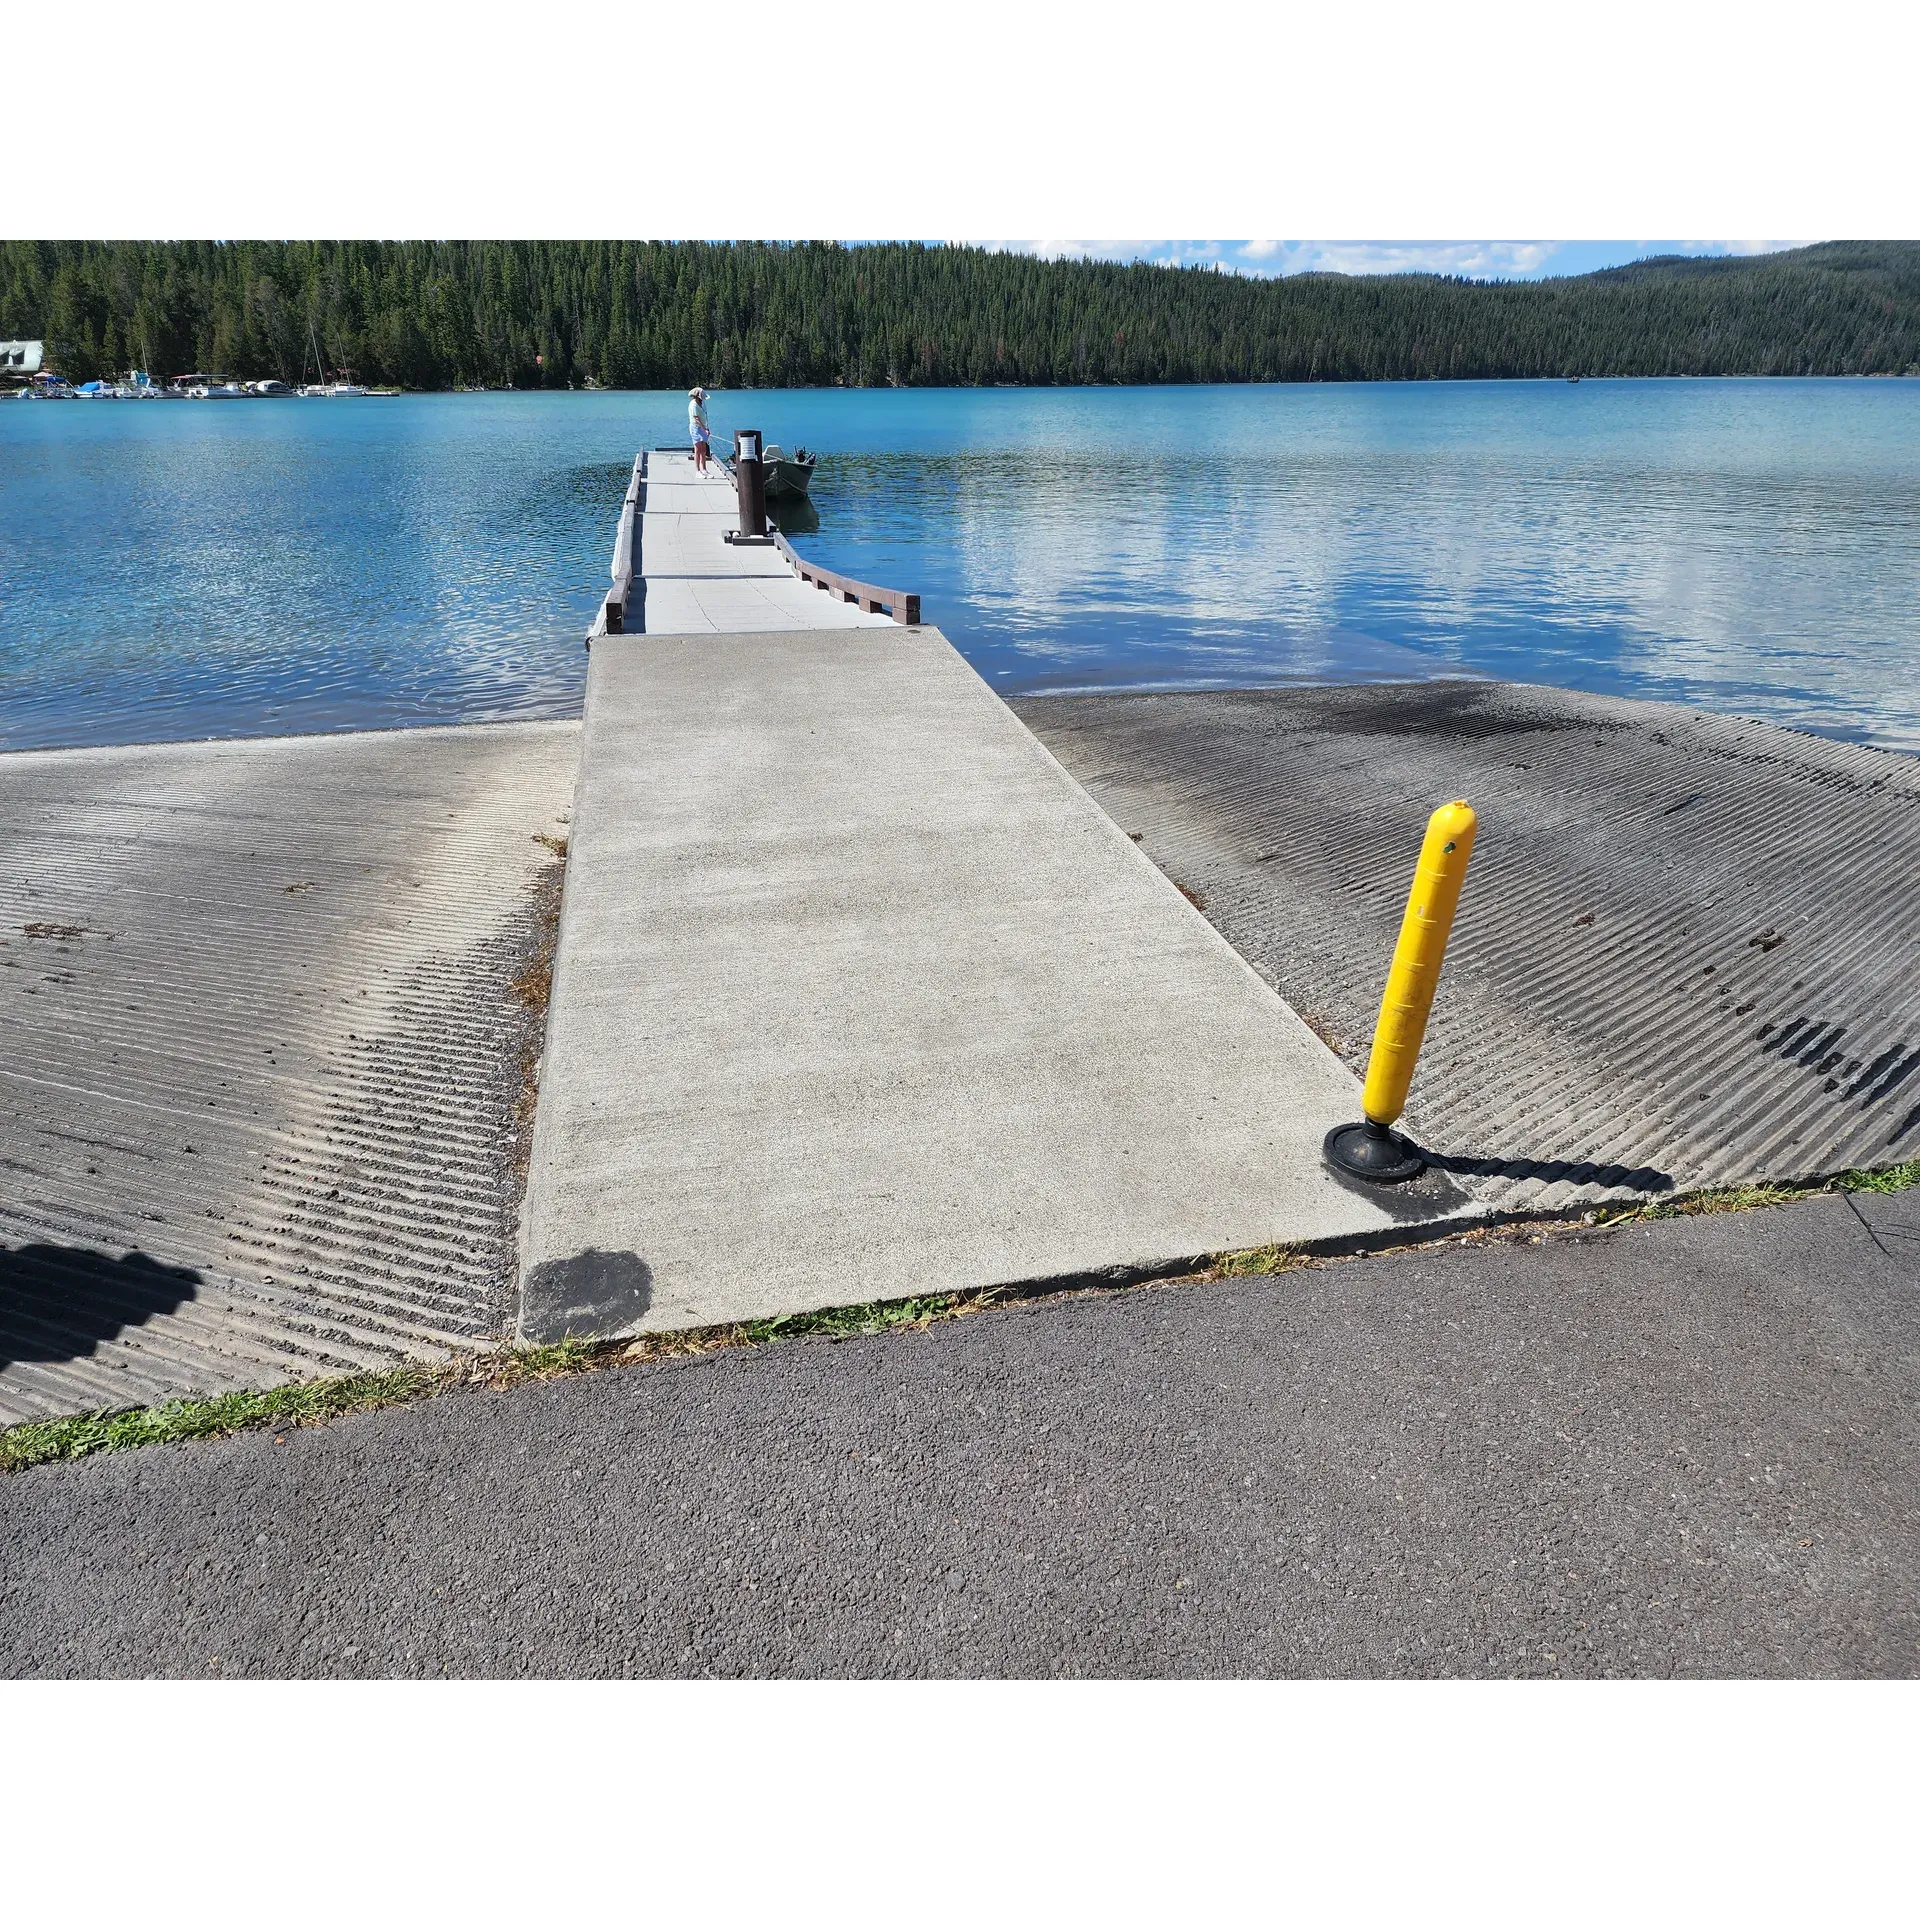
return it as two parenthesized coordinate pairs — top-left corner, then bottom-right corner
(4, 381), (1917, 752)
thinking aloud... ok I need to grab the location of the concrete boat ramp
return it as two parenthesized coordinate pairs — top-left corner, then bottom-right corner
(0, 724), (576, 1423)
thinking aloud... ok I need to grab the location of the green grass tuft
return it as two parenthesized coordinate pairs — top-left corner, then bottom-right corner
(0, 1295), (1005, 1474)
(1605, 1160), (1920, 1226)
(0, 1340), (631, 1475)
(1215, 1243), (1305, 1278)
(1835, 1160), (1920, 1196)
(0, 1364), (448, 1473)
(1637, 1182), (1805, 1219)
(738, 1290), (1000, 1345)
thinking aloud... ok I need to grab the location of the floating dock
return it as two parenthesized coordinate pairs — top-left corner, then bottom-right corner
(629, 448), (904, 635)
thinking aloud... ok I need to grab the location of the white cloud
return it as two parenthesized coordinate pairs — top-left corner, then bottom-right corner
(1263, 241), (1561, 278)
(965, 239), (1571, 280)
(973, 239), (1175, 264)
(1018, 240), (1122, 262)
(1669, 239), (1812, 257)
(959, 239), (1816, 282)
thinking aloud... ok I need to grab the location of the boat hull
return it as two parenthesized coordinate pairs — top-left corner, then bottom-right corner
(764, 458), (815, 500)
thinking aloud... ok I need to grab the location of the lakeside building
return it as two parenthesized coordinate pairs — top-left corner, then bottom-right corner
(2, 339), (45, 386)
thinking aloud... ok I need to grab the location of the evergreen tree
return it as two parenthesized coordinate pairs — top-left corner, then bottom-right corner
(3, 240), (1915, 389)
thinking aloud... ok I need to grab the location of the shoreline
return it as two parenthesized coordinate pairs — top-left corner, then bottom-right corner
(4, 676), (1915, 765)
(15, 373), (1920, 401)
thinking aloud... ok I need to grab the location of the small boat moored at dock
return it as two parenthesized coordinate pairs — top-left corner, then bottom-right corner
(762, 444), (816, 500)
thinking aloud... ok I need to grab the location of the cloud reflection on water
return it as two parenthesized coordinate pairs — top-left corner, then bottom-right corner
(798, 384), (1920, 750)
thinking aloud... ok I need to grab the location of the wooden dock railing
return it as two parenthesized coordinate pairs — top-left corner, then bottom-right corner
(718, 443), (920, 623)
(767, 527), (920, 626)
(589, 451), (646, 638)
(591, 446), (922, 639)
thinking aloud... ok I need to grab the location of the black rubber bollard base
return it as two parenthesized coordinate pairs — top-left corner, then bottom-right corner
(1323, 1118), (1426, 1184)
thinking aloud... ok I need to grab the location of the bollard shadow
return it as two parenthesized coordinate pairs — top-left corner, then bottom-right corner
(1419, 1150), (1675, 1194)
(0, 1242), (202, 1370)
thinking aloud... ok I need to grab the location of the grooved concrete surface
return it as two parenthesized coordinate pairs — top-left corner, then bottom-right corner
(519, 628), (1456, 1341)
(7, 1192), (1917, 1678)
(0, 723), (578, 1421)
(1019, 683), (1920, 1213)
(639, 449), (895, 635)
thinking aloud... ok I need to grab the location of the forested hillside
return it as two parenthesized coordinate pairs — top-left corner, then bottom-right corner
(3, 240), (1915, 389)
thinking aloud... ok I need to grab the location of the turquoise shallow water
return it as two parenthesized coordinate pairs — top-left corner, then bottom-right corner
(3, 381), (1917, 752)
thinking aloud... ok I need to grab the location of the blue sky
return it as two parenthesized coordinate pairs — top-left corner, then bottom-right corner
(983, 241), (1811, 281)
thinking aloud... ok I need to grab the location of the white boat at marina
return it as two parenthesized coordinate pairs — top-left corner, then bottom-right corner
(249, 379), (294, 396)
(166, 372), (241, 398)
(298, 321), (365, 397)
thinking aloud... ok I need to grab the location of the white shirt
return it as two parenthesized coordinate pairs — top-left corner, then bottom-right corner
(688, 393), (709, 437)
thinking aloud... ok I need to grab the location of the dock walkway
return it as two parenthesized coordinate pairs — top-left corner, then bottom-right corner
(637, 449), (896, 636)
(519, 450), (1449, 1341)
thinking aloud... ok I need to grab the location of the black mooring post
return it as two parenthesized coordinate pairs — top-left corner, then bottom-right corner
(736, 428), (767, 538)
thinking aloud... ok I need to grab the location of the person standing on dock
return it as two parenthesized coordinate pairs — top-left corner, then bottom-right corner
(689, 386), (712, 474)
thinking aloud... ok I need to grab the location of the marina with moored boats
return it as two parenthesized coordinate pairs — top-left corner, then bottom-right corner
(6, 334), (392, 398)
(16, 370), (391, 398)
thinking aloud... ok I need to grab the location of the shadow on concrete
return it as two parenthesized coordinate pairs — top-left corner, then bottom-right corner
(521, 1249), (655, 1344)
(1420, 1151), (1676, 1194)
(0, 1242), (202, 1369)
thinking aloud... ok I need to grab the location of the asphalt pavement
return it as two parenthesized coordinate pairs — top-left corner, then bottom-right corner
(5, 1187), (1917, 1678)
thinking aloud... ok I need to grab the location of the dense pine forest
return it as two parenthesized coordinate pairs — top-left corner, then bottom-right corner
(3, 240), (1916, 390)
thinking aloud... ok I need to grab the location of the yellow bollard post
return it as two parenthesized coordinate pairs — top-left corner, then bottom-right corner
(1324, 800), (1478, 1184)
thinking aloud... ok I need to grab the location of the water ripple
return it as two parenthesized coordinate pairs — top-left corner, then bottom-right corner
(4, 382), (1917, 752)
